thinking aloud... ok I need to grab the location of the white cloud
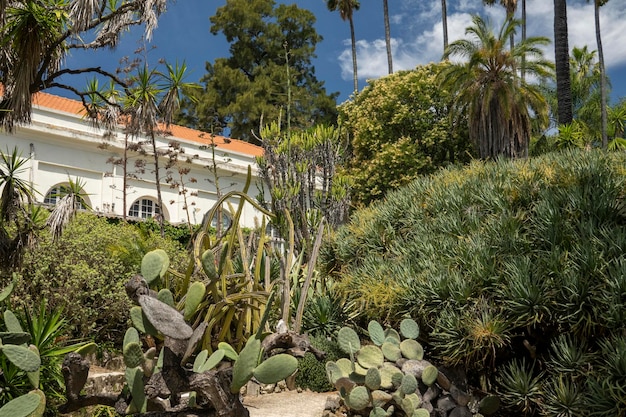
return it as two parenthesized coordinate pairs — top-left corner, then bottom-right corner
(336, 0), (626, 84)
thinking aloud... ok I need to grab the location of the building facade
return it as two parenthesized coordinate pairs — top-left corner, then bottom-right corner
(1, 92), (267, 228)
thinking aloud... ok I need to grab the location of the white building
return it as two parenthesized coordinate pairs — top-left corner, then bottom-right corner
(1, 91), (267, 227)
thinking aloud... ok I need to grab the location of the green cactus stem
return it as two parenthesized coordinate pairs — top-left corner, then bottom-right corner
(479, 395), (501, 415)
(370, 406), (387, 417)
(326, 361), (344, 384)
(381, 341), (402, 362)
(0, 277), (16, 303)
(371, 389), (393, 408)
(129, 306), (159, 337)
(26, 345), (40, 389)
(336, 358), (353, 376)
(125, 366), (147, 413)
(383, 328), (401, 345)
(123, 327), (140, 347)
(198, 349), (226, 373)
(413, 408), (430, 417)
(231, 336), (261, 393)
(1, 344), (41, 372)
(368, 320), (386, 346)
(338, 327), (361, 355)
(193, 350), (209, 372)
(201, 249), (218, 281)
(400, 339), (424, 361)
(421, 365), (438, 386)
(218, 342), (239, 361)
(123, 342), (145, 368)
(346, 385), (370, 411)
(0, 390), (45, 417)
(399, 319), (420, 340)
(357, 345), (385, 369)
(4, 310), (23, 333)
(184, 281), (206, 320)
(253, 354), (298, 384)
(365, 367), (382, 390)
(141, 249), (169, 285)
(157, 289), (175, 307)
(400, 374), (418, 395)
(0, 331), (31, 345)
(401, 393), (421, 414)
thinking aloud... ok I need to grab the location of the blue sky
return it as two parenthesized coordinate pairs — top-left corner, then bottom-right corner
(62, 0), (626, 108)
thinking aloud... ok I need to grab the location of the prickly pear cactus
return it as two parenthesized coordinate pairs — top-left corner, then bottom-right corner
(327, 319), (500, 417)
(0, 281), (46, 417)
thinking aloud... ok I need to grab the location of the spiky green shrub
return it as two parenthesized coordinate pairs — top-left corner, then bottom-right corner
(295, 335), (345, 392)
(321, 149), (626, 413)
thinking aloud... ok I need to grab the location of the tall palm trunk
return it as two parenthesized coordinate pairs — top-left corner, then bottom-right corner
(554, 0), (573, 125)
(383, 0), (392, 74)
(349, 15), (358, 93)
(521, 0), (526, 80)
(593, 0), (608, 148)
(150, 131), (165, 237)
(442, 0), (449, 51)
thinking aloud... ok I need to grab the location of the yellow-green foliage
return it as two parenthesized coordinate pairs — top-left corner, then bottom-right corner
(339, 62), (473, 206)
(321, 149), (626, 414)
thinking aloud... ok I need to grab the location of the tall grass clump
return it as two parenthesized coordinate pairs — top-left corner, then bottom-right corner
(321, 149), (626, 415)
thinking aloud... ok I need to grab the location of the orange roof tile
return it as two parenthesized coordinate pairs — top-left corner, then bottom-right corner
(31, 91), (263, 157)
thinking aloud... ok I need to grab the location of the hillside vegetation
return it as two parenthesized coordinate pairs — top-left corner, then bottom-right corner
(321, 149), (626, 415)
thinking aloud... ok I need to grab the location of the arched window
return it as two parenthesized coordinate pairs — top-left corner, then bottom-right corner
(129, 198), (161, 219)
(44, 184), (86, 210)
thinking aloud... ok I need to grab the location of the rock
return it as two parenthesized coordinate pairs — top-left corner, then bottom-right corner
(450, 384), (471, 407)
(325, 393), (342, 412)
(423, 384), (441, 403)
(246, 380), (261, 397)
(401, 359), (432, 379)
(436, 369), (452, 391)
(436, 394), (457, 413)
(449, 406), (473, 417)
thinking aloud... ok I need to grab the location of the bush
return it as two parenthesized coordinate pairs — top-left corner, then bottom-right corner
(295, 335), (345, 392)
(9, 212), (187, 346)
(321, 149), (626, 412)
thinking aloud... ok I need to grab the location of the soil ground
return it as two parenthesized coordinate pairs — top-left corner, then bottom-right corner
(243, 390), (334, 417)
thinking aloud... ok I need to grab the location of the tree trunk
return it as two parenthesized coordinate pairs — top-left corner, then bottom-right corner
(521, 0), (526, 80)
(383, 0), (393, 74)
(554, 0), (573, 125)
(150, 131), (165, 237)
(442, 0), (449, 51)
(594, 0), (608, 148)
(349, 15), (358, 94)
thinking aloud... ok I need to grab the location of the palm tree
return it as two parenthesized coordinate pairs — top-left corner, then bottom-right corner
(589, 0), (609, 148)
(483, 0), (518, 48)
(440, 15), (553, 159)
(383, 0), (392, 74)
(122, 62), (195, 236)
(554, 0), (573, 125)
(442, 0), (449, 51)
(326, 0), (360, 93)
(521, 0), (526, 79)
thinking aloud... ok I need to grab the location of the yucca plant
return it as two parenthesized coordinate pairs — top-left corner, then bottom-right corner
(497, 358), (544, 415)
(541, 376), (586, 417)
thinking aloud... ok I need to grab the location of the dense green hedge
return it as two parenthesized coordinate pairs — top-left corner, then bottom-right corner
(321, 149), (626, 415)
(10, 213), (188, 346)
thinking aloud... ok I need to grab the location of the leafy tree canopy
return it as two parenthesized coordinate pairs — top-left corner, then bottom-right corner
(177, 0), (339, 143)
(339, 62), (473, 207)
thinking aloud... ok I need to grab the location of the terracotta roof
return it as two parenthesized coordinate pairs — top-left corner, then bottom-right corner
(31, 91), (263, 157)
